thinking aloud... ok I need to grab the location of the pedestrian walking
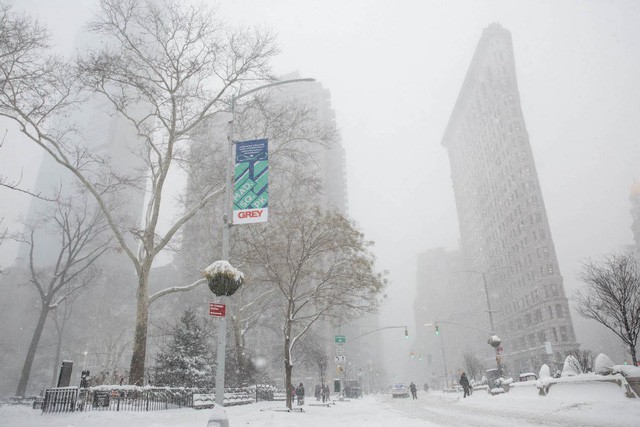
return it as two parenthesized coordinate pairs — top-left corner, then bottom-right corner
(321, 384), (329, 403)
(295, 382), (305, 405)
(459, 372), (471, 398)
(409, 382), (418, 399)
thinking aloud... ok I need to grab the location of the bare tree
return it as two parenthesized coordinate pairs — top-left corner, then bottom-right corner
(301, 336), (329, 387)
(462, 349), (485, 382)
(14, 198), (110, 395)
(49, 297), (76, 388)
(239, 205), (386, 409)
(576, 253), (640, 366)
(0, 0), (277, 385)
(566, 348), (595, 373)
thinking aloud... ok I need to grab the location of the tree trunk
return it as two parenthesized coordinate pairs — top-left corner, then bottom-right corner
(16, 306), (50, 396)
(129, 266), (150, 385)
(631, 345), (638, 366)
(50, 328), (64, 388)
(284, 319), (293, 410)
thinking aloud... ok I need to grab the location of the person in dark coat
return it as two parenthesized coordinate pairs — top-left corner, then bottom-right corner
(295, 383), (305, 405)
(459, 372), (470, 398)
(409, 382), (418, 399)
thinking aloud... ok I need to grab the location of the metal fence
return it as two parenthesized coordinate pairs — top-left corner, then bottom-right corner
(42, 387), (197, 413)
(40, 385), (276, 413)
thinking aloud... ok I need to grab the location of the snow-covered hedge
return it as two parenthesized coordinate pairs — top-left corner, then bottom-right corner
(594, 353), (615, 375)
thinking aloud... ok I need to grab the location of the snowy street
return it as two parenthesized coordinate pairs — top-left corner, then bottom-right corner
(2, 386), (639, 427)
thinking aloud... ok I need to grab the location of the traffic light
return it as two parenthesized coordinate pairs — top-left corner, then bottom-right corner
(405, 328), (409, 339)
(435, 324), (440, 335)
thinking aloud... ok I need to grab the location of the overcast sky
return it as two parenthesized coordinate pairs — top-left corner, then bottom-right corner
(2, 0), (640, 354)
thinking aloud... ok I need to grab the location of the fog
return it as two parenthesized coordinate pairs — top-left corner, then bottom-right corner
(2, 0), (640, 387)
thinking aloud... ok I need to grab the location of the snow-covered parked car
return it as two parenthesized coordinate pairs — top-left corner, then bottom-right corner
(519, 372), (538, 382)
(391, 384), (409, 398)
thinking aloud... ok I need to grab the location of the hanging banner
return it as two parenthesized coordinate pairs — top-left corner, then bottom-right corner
(233, 139), (268, 224)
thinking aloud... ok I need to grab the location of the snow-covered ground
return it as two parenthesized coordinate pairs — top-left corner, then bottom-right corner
(2, 385), (640, 427)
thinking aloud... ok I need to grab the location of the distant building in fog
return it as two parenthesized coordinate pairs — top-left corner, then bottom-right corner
(414, 247), (486, 387)
(440, 24), (578, 373)
(631, 182), (640, 250)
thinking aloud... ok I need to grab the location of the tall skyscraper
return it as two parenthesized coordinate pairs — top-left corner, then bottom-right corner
(441, 24), (578, 373)
(175, 73), (384, 388)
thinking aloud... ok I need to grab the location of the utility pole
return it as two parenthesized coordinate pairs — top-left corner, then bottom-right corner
(214, 78), (315, 407)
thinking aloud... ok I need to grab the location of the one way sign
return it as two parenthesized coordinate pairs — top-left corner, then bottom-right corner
(335, 355), (346, 363)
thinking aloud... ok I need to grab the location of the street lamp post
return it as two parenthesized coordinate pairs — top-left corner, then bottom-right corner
(214, 77), (315, 407)
(455, 269), (506, 375)
(425, 322), (449, 389)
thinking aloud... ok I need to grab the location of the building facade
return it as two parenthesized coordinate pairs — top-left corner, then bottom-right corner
(441, 24), (578, 373)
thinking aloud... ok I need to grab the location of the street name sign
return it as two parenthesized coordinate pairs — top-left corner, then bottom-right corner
(209, 303), (226, 317)
(335, 335), (346, 343)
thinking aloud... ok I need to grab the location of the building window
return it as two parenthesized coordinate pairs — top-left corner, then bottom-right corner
(560, 326), (568, 342)
(534, 309), (542, 322)
(556, 304), (564, 318)
(547, 306), (554, 319)
(538, 331), (547, 344)
(552, 327), (558, 342)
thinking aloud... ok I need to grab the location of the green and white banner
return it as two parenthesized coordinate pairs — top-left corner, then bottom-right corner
(233, 139), (268, 225)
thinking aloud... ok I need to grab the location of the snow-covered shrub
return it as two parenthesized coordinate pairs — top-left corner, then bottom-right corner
(594, 353), (615, 375)
(561, 355), (582, 377)
(204, 261), (244, 296)
(539, 364), (551, 379)
(154, 309), (213, 388)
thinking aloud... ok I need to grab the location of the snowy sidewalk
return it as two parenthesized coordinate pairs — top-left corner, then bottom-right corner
(2, 388), (640, 427)
(0, 397), (427, 427)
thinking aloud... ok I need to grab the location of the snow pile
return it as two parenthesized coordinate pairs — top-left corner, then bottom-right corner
(594, 353), (615, 375)
(494, 377), (513, 386)
(561, 355), (581, 377)
(613, 364), (640, 377)
(538, 364), (551, 379)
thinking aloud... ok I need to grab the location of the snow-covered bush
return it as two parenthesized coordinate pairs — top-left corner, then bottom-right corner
(594, 353), (615, 375)
(539, 364), (551, 379)
(561, 355), (582, 377)
(204, 261), (244, 296)
(154, 310), (213, 388)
